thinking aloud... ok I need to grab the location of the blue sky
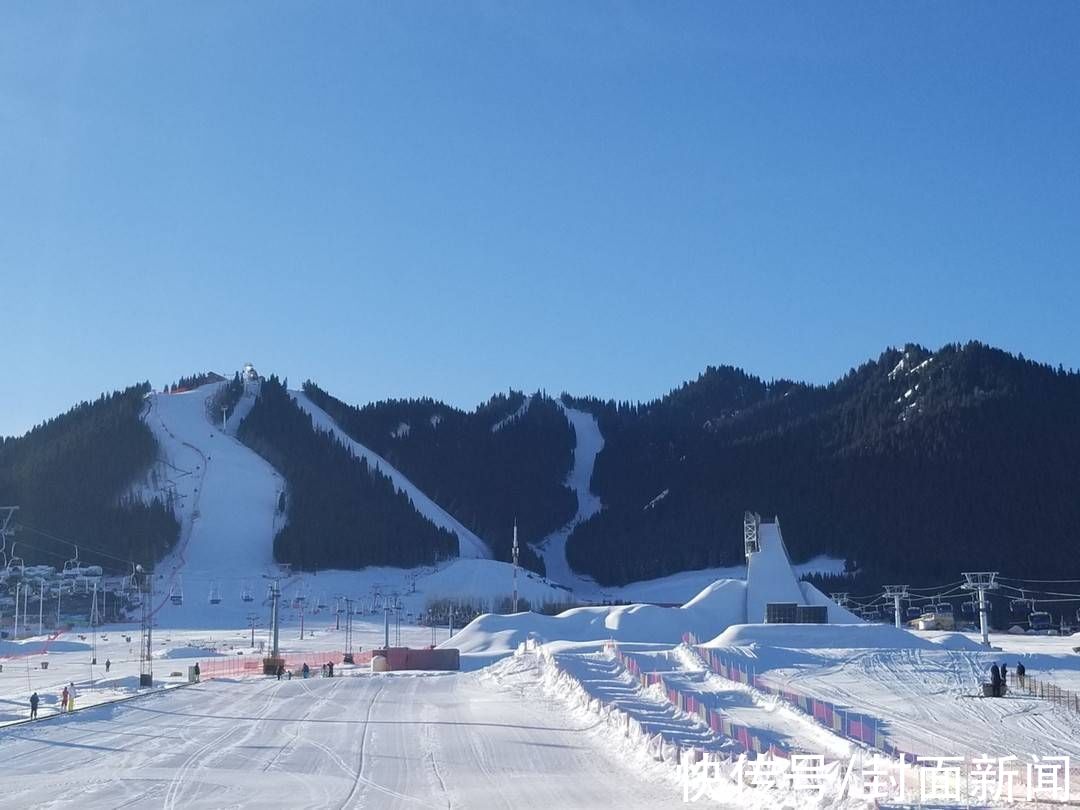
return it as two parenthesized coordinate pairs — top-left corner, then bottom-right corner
(2, 3), (1079, 437)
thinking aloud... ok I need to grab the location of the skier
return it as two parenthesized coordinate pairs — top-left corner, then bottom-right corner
(193, 662), (200, 682)
(302, 663), (310, 679)
(61, 686), (69, 713)
(105, 658), (111, 673)
(29, 692), (38, 720)
(327, 661), (334, 678)
(1001, 663), (1009, 695)
(1017, 661), (1026, 688)
(990, 663), (1002, 697)
(68, 682), (77, 711)
(276, 663), (284, 681)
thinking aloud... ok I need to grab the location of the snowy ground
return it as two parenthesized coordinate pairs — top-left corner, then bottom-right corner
(0, 651), (690, 809)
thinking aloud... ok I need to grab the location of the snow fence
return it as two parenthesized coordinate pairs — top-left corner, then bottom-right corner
(611, 645), (790, 758)
(682, 632), (913, 760)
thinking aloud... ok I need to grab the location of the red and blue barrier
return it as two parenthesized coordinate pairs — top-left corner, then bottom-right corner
(681, 632), (911, 759)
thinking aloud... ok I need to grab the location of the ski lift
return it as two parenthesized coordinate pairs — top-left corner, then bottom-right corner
(241, 582), (254, 603)
(1029, 610), (1053, 633)
(62, 547), (82, 578)
(1010, 593), (1033, 620)
(961, 601), (975, 617)
(316, 594), (327, 611)
(7, 544), (25, 577)
(208, 582), (222, 605)
(905, 606), (921, 621)
(932, 602), (953, 616)
(170, 577), (184, 606)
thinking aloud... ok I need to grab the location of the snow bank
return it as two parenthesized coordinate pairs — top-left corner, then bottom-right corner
(927, 632), (987, 651)
(704, 623), (933, 650)
(446, 579), (749, 655)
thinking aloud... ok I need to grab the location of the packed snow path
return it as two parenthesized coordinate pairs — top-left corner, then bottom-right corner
(291, 391), (491, 559)
(0, 668), (690, 809)
(534, 404), (604, 593)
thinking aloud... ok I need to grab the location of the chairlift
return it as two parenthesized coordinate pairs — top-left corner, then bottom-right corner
(932, 602), (953, 615)
(241, 582), (254, 603)
(62, 547), (82, 578)
(7, 544), (25, 577)
(1029, 610), (1053, 633)
(905, 606), (921, 621)
(961, 601), (975, 617)
(170, 577), (184, 606)
(208, 582), (222, 605)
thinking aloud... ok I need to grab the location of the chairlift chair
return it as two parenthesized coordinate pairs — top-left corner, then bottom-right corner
(209, 582), (222, 605)
(170, 577), (184, 606)
(62, 548), (81, 578)
(7, 544), (25, 577)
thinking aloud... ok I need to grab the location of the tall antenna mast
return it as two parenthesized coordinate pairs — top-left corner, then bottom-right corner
(511, 520), (519, 614)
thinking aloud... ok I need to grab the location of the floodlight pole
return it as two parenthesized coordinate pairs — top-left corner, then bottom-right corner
(883, 585), (910, 629)
(962, 572), (999, 648)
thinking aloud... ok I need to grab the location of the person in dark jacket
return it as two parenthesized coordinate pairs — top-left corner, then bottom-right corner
(276, 663), (284, 680)
(1001, 663), (1009, 694)
(193, 662), (201, 682)
(990, 663), (1002, 697)
(302, 663), (309, 679)
(327, 661), (334, 678)
(29, 692), (39, 720)
(1017, 661), (1026, 688)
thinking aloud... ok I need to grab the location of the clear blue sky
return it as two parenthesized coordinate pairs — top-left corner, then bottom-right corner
(3, 3), (1079, 437)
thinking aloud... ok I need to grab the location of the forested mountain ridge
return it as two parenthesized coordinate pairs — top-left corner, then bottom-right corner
(0, 384), (179, 571)
(565, 341), (1080, 585)
(237, 377), (459, 570)
(301, 383), (576, 573)
(6, 341), (1078, 586)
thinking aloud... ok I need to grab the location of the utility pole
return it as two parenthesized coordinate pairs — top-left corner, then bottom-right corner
(383, 601), (390, 651)
(90, 580), (99, 665)
(38, 579), (44, 636)
(222, 406), (228, 432)
(962, 572), (999, 648)
(883, 585), (910, 629)
(262, 577), (282, 674)
(511, 520), (519, 614)
(13, 582), (19, 638)
(298, 597), (305, 640)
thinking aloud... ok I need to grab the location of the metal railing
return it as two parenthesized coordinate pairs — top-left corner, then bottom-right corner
(1008, 671), (1080, 713)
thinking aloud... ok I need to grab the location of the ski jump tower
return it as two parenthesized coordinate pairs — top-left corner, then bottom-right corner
(743, 511), (817, 624)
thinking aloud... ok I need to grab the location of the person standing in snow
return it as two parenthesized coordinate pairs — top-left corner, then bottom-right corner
(302, 663), (309, 679)
(327, 661), (333, 678)
(1017, 661), (1026, 688)
(1001, 663), (1009, 694)
(67, 682), (77, 711)
(276, 663), (284, 680)
(990, 663), (1002, 697)
(60, 686), (69, 713)
(29, 692), (39, 720)
(193, 662), (200, 682)
(105, 659), (111, 673)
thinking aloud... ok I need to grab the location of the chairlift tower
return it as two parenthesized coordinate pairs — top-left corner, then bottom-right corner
(830, 592), (850, 608)
(0, 506), (18, 571)
(883, 585), (910, 629)
(138, 566), (153, 687)
(962, 572), (999, 648)
(743, 511), (760, 561)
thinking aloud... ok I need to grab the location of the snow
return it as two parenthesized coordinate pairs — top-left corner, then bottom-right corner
(644, 488), (670, 510)
(490, 394), (533, 431)
(0, 645), (685, 808)
(533, 403), (604, 592)
(291, 390), (491, 559)
(141, 383), (284, 628)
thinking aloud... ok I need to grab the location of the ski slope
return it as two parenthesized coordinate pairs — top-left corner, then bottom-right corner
(141, 383), (284, 628)
(534, 403), (604, 592)
(291, 390), (491, 559)
(0, 661), (687, 808)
